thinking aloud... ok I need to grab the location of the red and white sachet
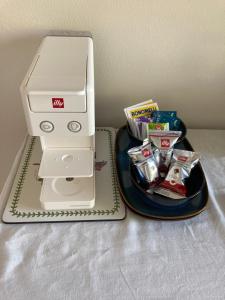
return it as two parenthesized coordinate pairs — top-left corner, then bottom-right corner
(155, 149), (200, 199)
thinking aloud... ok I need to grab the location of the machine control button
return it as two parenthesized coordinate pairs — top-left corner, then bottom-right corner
(40, 121), (54, 133)
(67, 121), (81, 132)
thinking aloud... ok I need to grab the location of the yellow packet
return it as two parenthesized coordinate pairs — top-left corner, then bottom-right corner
(128, 103), (159, 119)
(124, 99), (154, 119)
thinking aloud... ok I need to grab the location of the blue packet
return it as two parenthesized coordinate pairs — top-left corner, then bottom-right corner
(152, 111), (180, 130)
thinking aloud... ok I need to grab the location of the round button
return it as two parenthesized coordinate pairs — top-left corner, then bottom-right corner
(40, 121), (54, 133)
(67, 121), (81, 132)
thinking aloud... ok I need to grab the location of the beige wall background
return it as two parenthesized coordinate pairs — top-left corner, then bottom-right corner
(0, 0), (225, 190)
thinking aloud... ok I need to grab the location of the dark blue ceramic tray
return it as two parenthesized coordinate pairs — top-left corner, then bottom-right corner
(115, 126), (208, 220)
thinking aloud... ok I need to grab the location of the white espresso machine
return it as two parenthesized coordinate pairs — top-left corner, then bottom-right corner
(20, 35), (95, 210)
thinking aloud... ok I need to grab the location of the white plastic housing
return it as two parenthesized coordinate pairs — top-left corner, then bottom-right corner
(20, 36), (95, 138)
(20, 35), (95, 210)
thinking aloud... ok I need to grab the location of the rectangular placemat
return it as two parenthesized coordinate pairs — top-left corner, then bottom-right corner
(2, 128), (126, 223)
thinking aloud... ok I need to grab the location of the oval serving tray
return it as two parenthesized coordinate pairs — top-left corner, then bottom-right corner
(115, 125), (208, 220)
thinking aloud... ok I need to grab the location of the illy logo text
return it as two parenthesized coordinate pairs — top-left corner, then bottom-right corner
(52, 98), (64, 108)
(161, 138), (170, 148)
(178, 155), (188, 162)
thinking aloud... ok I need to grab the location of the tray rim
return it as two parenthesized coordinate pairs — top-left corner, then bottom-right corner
(115, 125), (209, 220)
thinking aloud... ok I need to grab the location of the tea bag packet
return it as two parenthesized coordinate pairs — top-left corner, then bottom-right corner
(152, 111), (180, 130)
(147, 122), (169, 131)
(135, 116), (152, 140)
(124, 100), (159, 139)
(148, 131), (182, 177)
(124, 99), (154, 128)
(127, 102), (159, 139)
(124, 99), (154, 116)
(126, 102), (159, 120)
(127, 141), (160, 187)
(155, 149), (200, 199)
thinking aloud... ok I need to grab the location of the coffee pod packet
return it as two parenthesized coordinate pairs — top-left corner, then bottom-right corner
(135, 157), (159, 188)
(152, 111), (180, 130)
(127, 140), (152, 163)
(148, 131), (182, 177)
(155, 149), (200, 199)
(127, 141), (160, 187)
(151, 146), (160, 167)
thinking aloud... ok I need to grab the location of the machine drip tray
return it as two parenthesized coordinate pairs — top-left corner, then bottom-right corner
(40, 176), (95, 210)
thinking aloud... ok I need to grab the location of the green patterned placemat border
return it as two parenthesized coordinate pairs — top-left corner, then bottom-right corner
(9, 129), (121, 219)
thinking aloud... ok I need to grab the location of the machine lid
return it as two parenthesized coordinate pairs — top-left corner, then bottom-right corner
(38, 148), (94, 178)
(26, 36), (88, 94)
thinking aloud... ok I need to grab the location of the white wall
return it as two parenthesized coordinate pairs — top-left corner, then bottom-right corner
(0, 0), (225, 190)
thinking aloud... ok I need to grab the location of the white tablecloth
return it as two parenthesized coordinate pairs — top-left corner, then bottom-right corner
(0, 129), (225, 300)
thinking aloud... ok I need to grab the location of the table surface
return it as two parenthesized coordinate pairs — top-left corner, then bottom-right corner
(1, 129), (225, 300)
